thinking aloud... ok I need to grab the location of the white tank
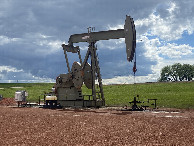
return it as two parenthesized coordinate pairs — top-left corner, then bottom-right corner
(15, 90), (27, 102)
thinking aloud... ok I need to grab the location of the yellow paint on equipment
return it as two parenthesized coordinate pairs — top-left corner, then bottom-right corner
(45, 96), (57, 101)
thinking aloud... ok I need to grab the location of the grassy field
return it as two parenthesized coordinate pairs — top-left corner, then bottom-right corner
(0, 82), (194, 109)
(0, 83), (54, 102)
(102, 82), (194, 109)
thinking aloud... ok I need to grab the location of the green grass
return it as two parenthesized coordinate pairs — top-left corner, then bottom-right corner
(105, 82), (194, 109)
(0, 82), (194, 109)
(0, 83), (54, 102)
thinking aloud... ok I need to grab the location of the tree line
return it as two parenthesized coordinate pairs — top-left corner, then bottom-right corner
(159, 63), (194, 82)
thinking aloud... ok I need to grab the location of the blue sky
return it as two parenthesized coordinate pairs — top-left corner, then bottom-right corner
(0, 0), (194, 84)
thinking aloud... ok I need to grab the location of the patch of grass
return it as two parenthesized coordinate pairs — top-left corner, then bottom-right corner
(0, 82), (194, 109)
(0, 83), (54, 102)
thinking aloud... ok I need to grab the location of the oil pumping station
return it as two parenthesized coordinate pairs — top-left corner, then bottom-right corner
(54, 15), (136, 108)
(14, 15), (157, 110)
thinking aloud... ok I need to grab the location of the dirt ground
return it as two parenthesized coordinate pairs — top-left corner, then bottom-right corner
(0, 99), (194, 145)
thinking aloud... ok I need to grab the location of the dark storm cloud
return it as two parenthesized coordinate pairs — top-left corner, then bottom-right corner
(1, 0), (169, 36)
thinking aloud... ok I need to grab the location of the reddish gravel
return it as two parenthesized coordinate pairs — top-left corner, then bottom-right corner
(0, 106), (194, 145)
(0, 98), (17, 106)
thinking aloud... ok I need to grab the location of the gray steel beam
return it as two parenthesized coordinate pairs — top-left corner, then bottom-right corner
(69, 29), (125, 44)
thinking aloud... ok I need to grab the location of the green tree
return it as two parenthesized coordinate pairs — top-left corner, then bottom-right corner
(181, 64), (194, 81)
(159, 63), (194, 82)
(159, 65), (171, 82)
(171, 63), (183, 81)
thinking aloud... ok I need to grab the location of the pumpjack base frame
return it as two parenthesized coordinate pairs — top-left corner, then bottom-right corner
(57, 100), (105, 108)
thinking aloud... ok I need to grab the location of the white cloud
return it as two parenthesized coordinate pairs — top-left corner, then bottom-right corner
(141, 36), (194, 60)
(135, 1), (194, 41)
(0, 65), (54, 83)
(158, 43), (194, 58)
(142, 36), (161, 61)
(0, 36), (21, 45)
(35, 39), (63, 54)
(107, 24), (123, 30)
(0, 66), (23, 73)
(102, 73), (159, 85)
(5, 32), (64, 55)
(97, 39), (125, 50)
(167, 2), (177, 14)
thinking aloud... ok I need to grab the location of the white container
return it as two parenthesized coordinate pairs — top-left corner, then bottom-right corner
(15, 91), (27, 102)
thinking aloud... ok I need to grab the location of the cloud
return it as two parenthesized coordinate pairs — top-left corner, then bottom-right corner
(158, 43), (194, 58)
(0, 66), (23, 73)
(102, 74), (159, 85)
(136, 1), (194, 41)
(0, 33), (68, 80)
(0, 0), (194, 84)
(0, 65), (54, 83)
(0, 36), (20, 45)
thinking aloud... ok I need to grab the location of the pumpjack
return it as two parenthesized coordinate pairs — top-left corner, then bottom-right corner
(55, 15), (136, 107)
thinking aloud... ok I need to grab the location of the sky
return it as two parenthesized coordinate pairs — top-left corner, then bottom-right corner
(0, 0), (194, 84)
